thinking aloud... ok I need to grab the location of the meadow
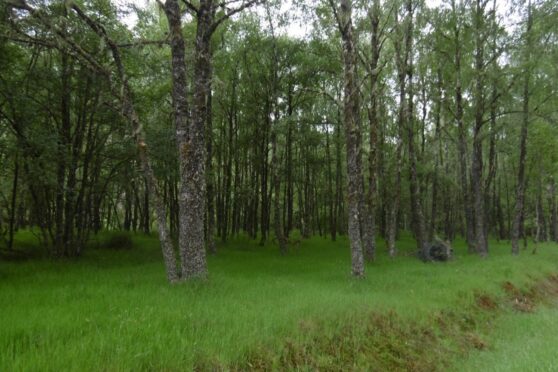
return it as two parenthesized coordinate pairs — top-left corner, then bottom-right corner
(1, 232), (558, 371)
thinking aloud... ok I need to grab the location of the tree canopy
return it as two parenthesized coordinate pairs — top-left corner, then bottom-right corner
(1, 0), (557, 280)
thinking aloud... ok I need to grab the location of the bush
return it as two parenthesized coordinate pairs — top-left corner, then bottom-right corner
(101, 231), (134, 250)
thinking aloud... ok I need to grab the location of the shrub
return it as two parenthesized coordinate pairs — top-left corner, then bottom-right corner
(101, 231), (134, 250)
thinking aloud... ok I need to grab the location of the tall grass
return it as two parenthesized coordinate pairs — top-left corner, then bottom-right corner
(1, 231), (557, 370)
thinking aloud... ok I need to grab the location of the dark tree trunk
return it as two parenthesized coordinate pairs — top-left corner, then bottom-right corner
(512, 1), (532, 255)
(221, 68), (237, 242)
(333, 109), (343, 241)
(429, 70), (443, 241)
(470, 0), (488, 256)
(549, 178), (558, 242)
(54, 50), (71, 256)
(535, 184), (547, 242)
(387, 9), (406, 259)
(265, 8), (288, 254)
(7, 153), (19, 250)
(404, 0), (427, 256)
(271, 126), (287, 254)
(206, 61), (217, 254)
(483, 92), (498, 244)
(363, 0), (381, 261)
(285, 92), (294, 236)
(496, 179), (506, 240)
(324, 122), (335, 241)
(451, 1), (476, 252)
(259, 115), (270, 245)
(142, 179), (150, 234)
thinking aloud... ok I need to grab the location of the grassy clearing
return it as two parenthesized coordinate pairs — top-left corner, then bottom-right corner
(1, 232), (558, 371)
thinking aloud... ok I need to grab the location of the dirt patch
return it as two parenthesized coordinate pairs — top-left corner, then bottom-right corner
(502, 281), (536, 313)
(463, 332), (488, 350)
(475, 293), (498, 311)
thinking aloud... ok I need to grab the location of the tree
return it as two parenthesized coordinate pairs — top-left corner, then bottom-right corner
(328, 0), (365, 277)
(511, 0), (533, 255)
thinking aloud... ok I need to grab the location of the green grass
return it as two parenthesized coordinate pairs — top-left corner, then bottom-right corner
(1, 231), (558, 371)
(457, 306), (558, 371)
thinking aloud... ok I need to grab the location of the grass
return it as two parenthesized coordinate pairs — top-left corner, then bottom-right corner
(457, 306), (558, 371)
(1, 231), (558, 371)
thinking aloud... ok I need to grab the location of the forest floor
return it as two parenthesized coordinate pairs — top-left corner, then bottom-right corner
(1, 232), (558, 371)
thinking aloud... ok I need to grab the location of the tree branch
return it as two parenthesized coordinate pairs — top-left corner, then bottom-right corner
(117, 38), (169, 48)
(180, 0), (199, 16)
(327, 0), (344, 35)
(209, 0), (260, 35)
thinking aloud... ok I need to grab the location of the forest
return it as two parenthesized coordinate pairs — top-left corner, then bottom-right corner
(1, 0), (558, 370)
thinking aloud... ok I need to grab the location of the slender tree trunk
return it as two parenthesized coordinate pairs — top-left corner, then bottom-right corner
(535, 183), (546, 242)
(387, 10), (406, 259)
(54, 50), (71, 256)
(451, 1), (476, 252)
(404, 0), (427, 256)
(324, 123), (335, 241)
(483, 95), (497, 244)
(429, 70), (443, 241)
(221, 69), (237, 242)
(142, 180), (150, 233)
(333, 109), (343, 241)
(265, 7), (287, 254)
(271, 126), (287, 254)
(206, 61), (217, 255)
(512, 1), (532, 255)
(7, 153), (19, 251)
(259, 111), (270, 244)
(363, 0), (381, 261)
(549, 178), (558, 242)
(64, 81), (89, 256)
(471, 0), (488, 256)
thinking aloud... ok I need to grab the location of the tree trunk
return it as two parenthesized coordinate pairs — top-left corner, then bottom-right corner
(164, 0), (210, 278)
(7, 153), (19, 250)
(387, 9), (406, 259)
(429, 70), (443, 241)
(333, 109), (343, 241)
(471, 0), (488, 256)
(549, 178), (558, 242)
(404, 0), (427, 256)
(512, 0), (532, 255)
(452, 1), (476, 252)
(363, 0), (381, 262)
(271, 127), (287, 254)
(336, 0), (365, 276)
(206, 61), (217, 255)
(535, 185), (547, 242)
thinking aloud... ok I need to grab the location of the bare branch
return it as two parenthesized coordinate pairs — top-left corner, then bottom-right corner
(180, 0), (199, 15)
(327, 0), (344, 35)
(209, 0), (260, 35)
(116, 38), (169, 48)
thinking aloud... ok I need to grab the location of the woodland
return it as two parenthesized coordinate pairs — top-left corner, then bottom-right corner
(1, 0), (558, 369)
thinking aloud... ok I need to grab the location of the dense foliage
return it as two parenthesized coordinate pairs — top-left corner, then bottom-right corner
(1, 0), (557, 279)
